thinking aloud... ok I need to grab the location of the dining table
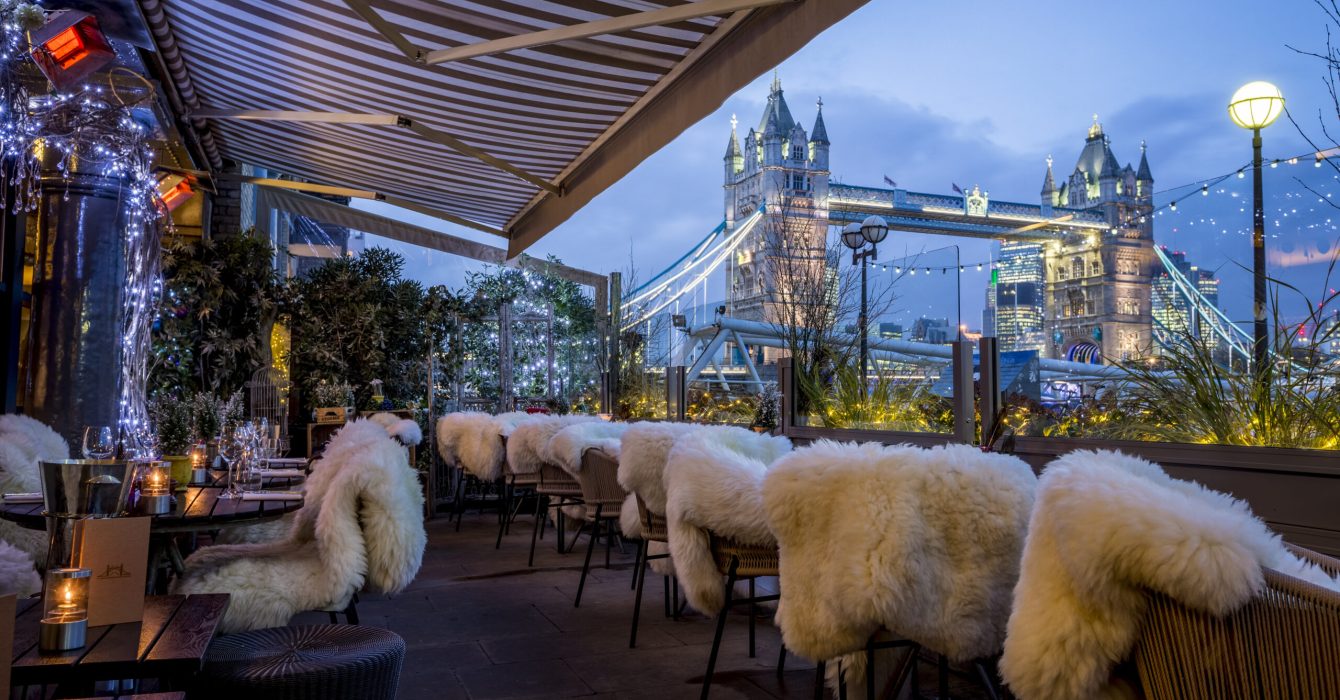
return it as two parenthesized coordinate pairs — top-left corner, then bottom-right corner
(10, 593), (229, 692)
(0, 482), (305, 591)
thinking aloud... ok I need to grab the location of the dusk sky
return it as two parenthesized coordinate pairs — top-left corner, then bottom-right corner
(356, 0), (1340, 332)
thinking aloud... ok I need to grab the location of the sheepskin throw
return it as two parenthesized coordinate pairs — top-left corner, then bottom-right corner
(763, 441), (1035, 666)
(370, 412), (423, 446)
(0, 540), (39, 597)
(0, 415), (68, 565)
(1000, 449), (1340, 700)
(505, 415), (598, 476)
(174, 420), (426, 632)
(436, 412), (507, 481)
(663, 426), (791, 615)
(617, 422), (701, 515)
(545, 421), (628, 475)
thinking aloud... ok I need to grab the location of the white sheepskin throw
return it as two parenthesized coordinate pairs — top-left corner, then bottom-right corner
(505, 415), (597, 476)
(544, 421), (628, 475)
(0, 539), (39, 597)
(663, 426), (791, 615)
(435, 412), (506, 481)
(0, 415), (68, 565)
(174, 419), (426, 632)
(999, 449), (1340, 700)
(368, 413), (423, 446)
(494, 411), (537, 436)
(617, 422), (701, 515)
(763, 441), (1035, 669)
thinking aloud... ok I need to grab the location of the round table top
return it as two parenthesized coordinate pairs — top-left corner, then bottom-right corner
(0, 485), (304, 533)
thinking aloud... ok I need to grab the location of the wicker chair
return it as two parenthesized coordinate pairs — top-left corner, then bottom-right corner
(701, 533), (803, 700)
(527, 460), (586, 566)
(198, 625), (404, 699)
(571, 447), (628, 607)
(1133, 544), (1340, 700)
(629, 494), (680, 648)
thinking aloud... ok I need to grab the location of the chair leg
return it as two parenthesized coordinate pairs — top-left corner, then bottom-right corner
(327, 611), (339, 624)
(866, 638), (875, 700)
(495, 479), (510, 549)
(776, 645), (786, 679)
(938, 654), (949, 700)
(528, 494), (546, 567)
(663, 574), (671, 618)
(574, 504), (603, 608)
(974, 660), (1001, 700)
(629, 539), (648, 648)
(453, 473), (466, 531)
(672, 576), (681, 620)
(814, 660), (827, 700)
(700, 558), (738, 700)
(557, 502), (567, 553)
(604, 518), (613, 568)
(748, 577), (756, 658)
(344, 598), (359, 625)
(630, 538), (643, 590)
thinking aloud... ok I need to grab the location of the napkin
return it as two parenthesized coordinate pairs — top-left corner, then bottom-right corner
(264, 457), (307, 466)
(241, 491), (304, 501)
(2, 493), (41, 504)
(258, 469), (305, 479)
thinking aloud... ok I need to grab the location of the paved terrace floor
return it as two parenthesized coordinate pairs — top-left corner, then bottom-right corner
(292, 508), (993, 699)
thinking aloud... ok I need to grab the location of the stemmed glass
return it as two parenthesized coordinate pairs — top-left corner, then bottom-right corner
(216, 427), (245, 499)
(82, 425), (115, 460)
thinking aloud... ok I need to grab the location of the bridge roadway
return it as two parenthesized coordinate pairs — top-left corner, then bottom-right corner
(826, 184), (1109, 241)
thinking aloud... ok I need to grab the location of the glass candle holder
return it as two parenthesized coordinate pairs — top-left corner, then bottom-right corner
(40, 568), (90, 651)
(139, 461), (171, 514)
(189, 443), (208, 485)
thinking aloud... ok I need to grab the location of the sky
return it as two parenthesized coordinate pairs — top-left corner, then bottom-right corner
(354, 0), (1340, 333)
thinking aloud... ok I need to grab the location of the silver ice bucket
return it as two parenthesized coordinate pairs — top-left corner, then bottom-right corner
(40, 460), (135, 568)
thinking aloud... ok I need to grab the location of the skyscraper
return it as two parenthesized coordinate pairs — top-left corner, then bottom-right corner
(1152, 247), (1223, 354)
(992, 241), (1046, 353)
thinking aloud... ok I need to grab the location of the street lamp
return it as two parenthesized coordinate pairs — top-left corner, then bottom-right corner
(842, 215), (889, 381)
(1228, 80), (1285, 375)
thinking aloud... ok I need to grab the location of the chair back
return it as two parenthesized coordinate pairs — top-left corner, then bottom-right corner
(573, 448), (625, 510)
(1134, 546), (1340, 700)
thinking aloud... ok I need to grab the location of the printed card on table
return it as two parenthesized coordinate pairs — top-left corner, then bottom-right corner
(0, 593), (14, 697)
(73, 517), (150, 627)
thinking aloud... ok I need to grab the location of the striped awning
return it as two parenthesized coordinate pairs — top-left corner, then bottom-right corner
(139, 0), (867, 256)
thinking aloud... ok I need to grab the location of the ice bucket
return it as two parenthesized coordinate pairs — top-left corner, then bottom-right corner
(39, 460), (135, 568)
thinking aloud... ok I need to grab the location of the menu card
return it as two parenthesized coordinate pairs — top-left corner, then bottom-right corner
(0, 593), (14, 697)
(73, 517), (150, 627)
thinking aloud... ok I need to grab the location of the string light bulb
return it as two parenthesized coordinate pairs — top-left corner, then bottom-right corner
(1170, 200), (1177, 211)
(1270, 159), (1279, 169)
(1201, 184), (1208, 196)
(1238, 169), (1245, 179)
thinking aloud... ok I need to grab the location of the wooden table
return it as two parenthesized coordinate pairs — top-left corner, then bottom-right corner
(0, 486), (304, 534)
(0, 487), (305, 591)
(11, 594), (228, 689)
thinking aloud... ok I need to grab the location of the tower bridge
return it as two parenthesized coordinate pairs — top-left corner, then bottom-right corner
(623, 76), (1242, 372)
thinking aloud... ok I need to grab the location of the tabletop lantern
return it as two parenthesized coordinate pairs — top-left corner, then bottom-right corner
(189, 443), (208, 485)
(139, 462), (172, 514)
(39, 568), (90, 652)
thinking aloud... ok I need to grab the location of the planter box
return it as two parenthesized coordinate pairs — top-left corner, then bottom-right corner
(314, 406), (350, 424)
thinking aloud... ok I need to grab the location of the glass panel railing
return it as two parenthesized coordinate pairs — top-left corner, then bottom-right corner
(684, 379), (765, 426)
(791, 363), (954, 433)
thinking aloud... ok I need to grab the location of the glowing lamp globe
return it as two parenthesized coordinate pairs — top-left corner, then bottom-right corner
(1228, 81), (1285, 130)
(841, 222), (864, 250)
(860, 215), (889, 244)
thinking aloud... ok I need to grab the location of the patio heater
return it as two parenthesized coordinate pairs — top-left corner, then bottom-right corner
(1227, 81), (1285, 376)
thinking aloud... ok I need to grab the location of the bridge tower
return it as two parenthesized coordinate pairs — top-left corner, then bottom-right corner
(1041, 117), (1155, 363)
(723, 76), (831, 333)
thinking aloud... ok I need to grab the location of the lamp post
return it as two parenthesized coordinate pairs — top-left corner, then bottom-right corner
(1228, 80), (1285, 376)
(842, 215), (889, 381)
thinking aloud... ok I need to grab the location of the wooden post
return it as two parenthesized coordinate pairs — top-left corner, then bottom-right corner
(546, 303), (555, 399)
(978, 337), (1000, 447)
(951, 341), (975, 444)
(498, 302), (513, 413)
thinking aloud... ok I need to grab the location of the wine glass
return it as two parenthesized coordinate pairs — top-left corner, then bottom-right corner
(216, 427), (244, 498)
(82, 425), (115, 460)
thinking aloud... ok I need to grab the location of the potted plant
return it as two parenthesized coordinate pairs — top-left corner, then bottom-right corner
(751, 384), (780, 433)
(313, 381), (355, 423)
(153, 395), (194, 490)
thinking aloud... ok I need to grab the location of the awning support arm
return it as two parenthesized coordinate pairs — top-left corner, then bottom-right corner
(421, 0), (795, 65)
(343, 0), (424, 64)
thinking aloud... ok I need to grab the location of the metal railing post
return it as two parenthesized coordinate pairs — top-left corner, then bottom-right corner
(978, 337), (1000, 447)
(950, 341), (974, 444)
(665, 365), (686, 422)
(777, 356), (794, 436)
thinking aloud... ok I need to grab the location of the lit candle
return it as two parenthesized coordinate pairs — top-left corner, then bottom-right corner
(40, 568), (89, 651)
(142, 462), (170, 497)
